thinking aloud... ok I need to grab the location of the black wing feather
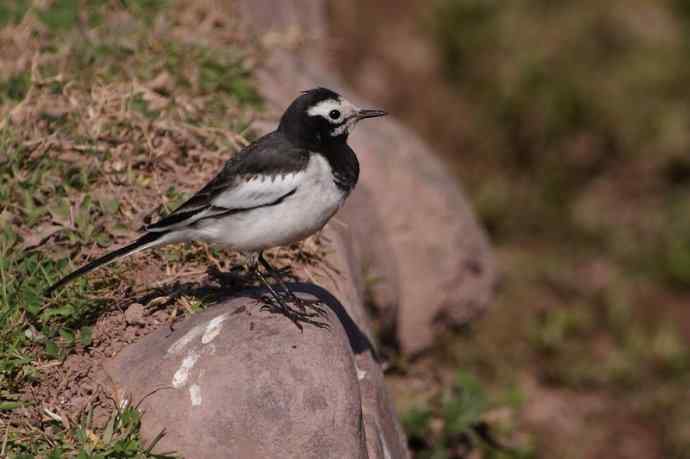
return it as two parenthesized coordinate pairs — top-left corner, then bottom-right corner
(147, 131), (309, 231)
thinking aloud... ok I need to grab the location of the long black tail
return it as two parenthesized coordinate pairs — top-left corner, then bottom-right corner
(45, 231), (166, 296)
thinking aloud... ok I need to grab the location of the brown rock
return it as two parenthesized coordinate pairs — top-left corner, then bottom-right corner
(107, 299), (367, 458)
(104, 225), (409, 459)
(124, 303), (145, 326)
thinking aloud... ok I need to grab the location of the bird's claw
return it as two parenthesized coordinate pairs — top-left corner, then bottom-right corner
(254, 252), (329, 330)
(299, 300), (329, 318)
(260, 295), (329, 330)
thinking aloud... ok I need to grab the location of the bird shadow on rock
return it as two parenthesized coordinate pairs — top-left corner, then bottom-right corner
(288, 281), (381, 363)
(57, 264), (381, 367)
(124, 268), (381, 364)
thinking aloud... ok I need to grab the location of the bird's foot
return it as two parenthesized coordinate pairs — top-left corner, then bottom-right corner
(260, 295), (329, 331)
(275, 289), (325, 316)
(281, 290), (330, 319)
(295, 298), (330, 318)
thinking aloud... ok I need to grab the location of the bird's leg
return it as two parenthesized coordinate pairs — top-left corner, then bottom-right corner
(252, 252), (328, 330)
(253, 268), (303, 331)
(258, 252), (301, 305)
(258, 252), (327, 318)
(247, 253), (284, 306)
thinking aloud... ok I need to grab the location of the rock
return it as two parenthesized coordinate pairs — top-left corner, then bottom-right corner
(104, 225), (409, 459)
(236, 0), (496, 354)
(124, 303), (145, 326)
(107, 299), (367, 458)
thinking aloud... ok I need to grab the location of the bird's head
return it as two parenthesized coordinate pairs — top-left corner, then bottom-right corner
(279, 87), (386, 147)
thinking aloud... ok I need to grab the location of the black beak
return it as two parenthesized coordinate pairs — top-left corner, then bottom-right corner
(356, 109), (387, 120)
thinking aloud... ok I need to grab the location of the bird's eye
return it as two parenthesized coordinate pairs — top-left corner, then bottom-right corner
(329, 109), (341, 120)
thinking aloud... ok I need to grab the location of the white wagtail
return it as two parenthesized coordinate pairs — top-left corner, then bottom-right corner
(46, 87), (386, 328)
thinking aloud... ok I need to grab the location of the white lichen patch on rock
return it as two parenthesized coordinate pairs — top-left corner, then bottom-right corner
(202, 313), (229, 344)
(189, 383), (203, 406)
(172, 350), (200, 388)
(167, 324), (205, 355)
(169, 314), (228, 401)
(168, 313), (230, 357)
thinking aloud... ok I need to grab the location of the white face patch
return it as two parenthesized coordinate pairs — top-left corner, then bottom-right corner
(330, 117), (359, 137)
(307, 97), (361, 137)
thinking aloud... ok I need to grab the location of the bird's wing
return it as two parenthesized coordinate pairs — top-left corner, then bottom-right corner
(146, 132), (310, 231)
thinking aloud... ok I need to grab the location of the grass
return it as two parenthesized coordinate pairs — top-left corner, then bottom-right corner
(400, 370), (535, 459)
(8, 402), (175, 458)
(0, 0), (263, 455)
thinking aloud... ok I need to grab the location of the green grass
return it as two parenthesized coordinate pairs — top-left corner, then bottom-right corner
(0, 0), (260, 455)
(400, 370), (535, 459)
(0, 127), (105, 386)
(9, 403), (176, 458)
(0, 72), (30, 102)
(0, 0), (29, 27)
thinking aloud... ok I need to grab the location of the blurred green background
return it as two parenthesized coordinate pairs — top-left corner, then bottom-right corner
(332, 1), (690, 458)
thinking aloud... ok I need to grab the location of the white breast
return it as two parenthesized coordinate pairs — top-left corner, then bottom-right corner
(192, 154), (347, 251)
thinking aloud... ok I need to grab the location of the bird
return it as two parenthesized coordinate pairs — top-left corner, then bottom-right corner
(46, 87), (387, 329)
